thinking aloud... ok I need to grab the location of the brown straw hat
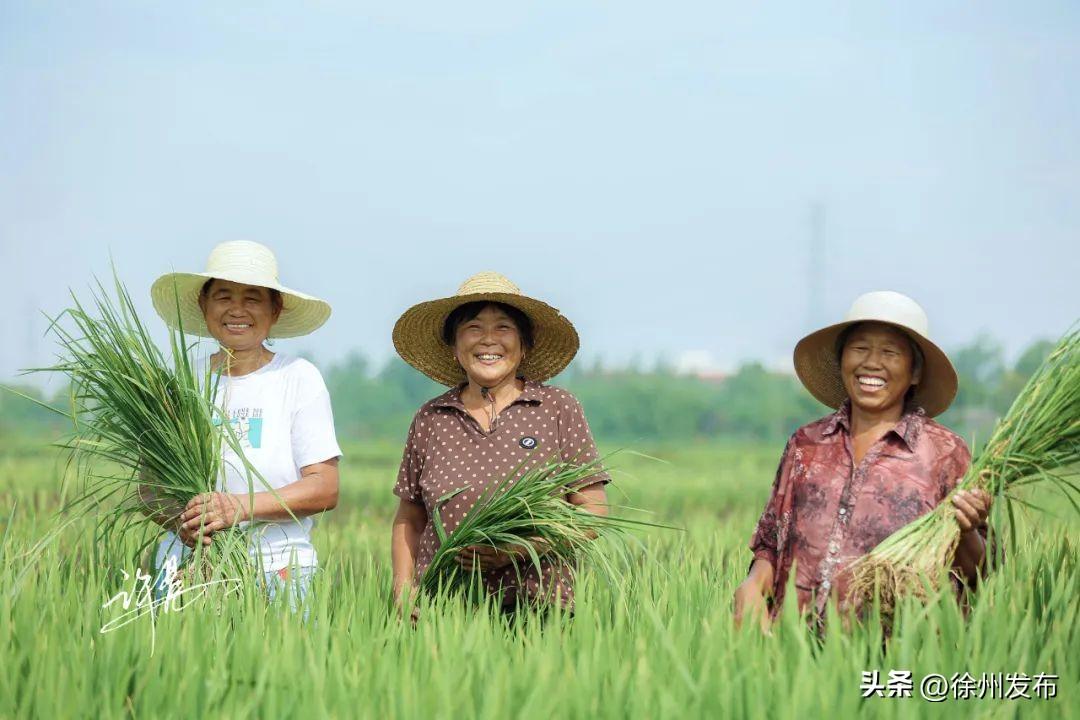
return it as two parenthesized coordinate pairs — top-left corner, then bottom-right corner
(392, 271), (579, 387)
(793, 291), (958, 417)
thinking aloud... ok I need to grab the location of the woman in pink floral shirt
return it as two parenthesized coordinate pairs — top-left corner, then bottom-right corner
(734, 292), (995, 630)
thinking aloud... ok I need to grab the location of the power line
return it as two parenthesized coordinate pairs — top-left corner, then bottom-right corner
(807, 202), (826, 330)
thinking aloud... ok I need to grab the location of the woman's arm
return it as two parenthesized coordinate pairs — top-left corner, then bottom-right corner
(136, 467), (207, 547)
(457, 482), (608, 572)
(178, 458), (340, 540)
(567, 482), (607, 515)
(392, 498), (428, 607)
(564, 481), (607, 540)
(733, 558), (775, 631)
(733, 434), (795, 632)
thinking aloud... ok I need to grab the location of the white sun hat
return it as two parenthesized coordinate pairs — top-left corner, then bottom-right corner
(150, 240), (331, 339)
(793, 291), (958, 417)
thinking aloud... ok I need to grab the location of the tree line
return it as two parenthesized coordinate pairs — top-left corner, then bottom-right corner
(0, 335), (1055, 446)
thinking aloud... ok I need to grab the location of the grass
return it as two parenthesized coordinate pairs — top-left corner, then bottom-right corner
(0, 440), (1076, 718)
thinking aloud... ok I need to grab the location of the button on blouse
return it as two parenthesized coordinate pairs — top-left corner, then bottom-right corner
(394, 380), (610, 609)
(748, 401), (977, 618)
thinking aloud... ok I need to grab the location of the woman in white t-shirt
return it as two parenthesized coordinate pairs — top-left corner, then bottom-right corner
(140, 240), (342, 610)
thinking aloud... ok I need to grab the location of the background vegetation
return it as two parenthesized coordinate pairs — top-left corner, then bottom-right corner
(0, 332), (1073, 718)
(2, 334), (1055, 447)
(0, 443), (1075, 718)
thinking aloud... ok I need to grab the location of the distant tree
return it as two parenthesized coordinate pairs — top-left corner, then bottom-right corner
(652, 354), (674, 376)
(950, 333), (1005, 411)
(991, 338), (1055, 415)
(0, 384), (66, 437)
(377, 357), (443, 409)
(1014, 339), (1055, 377)
(323, 352), (378, 439)
(717, 362), (823, 440)
(2, 332), (1040, 446)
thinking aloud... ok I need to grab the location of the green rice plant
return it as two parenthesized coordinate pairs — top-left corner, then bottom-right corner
(5, 268), (275, 581)
(1, 438), (1076, 717)
(419, 453), (675, 605)
(847, 327), (1080, 616)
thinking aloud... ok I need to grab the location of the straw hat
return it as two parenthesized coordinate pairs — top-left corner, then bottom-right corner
(150, 240), (331, 339)
(393, 272), (579, 387)
(793, 291), (958, 417)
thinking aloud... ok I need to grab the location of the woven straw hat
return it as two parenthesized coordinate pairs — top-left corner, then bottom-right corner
(793, 291), (958, 417)
(393, 271), (579, 387)
(150, 240), (331, 339)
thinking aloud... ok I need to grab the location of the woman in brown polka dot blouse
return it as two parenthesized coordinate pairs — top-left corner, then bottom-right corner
(390, 272), (610, 615)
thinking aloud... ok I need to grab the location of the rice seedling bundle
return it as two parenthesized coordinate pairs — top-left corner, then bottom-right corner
(846, 328), (1080, 615)
(13, 271), (264, 578)
(419, 454), (671, 605)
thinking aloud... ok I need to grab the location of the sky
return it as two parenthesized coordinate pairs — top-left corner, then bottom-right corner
(2, 1), (1078, 388)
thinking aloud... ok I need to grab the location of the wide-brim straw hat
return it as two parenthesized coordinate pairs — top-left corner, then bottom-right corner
(393, 271), (579, 387)
(793, 291), (958, 417)
(150, 240), (331, 339)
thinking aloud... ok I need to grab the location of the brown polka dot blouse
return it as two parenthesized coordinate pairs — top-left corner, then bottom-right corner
(394, 379), (610, 610)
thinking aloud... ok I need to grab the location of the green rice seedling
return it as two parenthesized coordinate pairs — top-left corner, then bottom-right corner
(6, 268), (281, 582)
(1, 437), (1076, 716)
(847, 328), (1080, 617)
(420, 453), (675, 605)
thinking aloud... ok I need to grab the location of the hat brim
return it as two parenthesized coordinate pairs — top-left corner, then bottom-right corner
(793, 320), (958, 417)
(150, 271), (331, 339)
(393, 292), (579, 386)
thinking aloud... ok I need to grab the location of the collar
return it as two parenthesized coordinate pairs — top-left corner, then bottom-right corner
(431, 378), (544, 412)
(821, 399), (925, 452)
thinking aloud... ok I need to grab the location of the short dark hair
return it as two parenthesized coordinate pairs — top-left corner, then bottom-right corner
(199, 278), (283, 314)
(441, 301), (535, 349)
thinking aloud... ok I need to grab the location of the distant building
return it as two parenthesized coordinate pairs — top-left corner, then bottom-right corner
(674, 350), (729, 382)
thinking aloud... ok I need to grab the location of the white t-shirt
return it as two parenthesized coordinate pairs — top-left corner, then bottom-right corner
(156, 353), (342, 572)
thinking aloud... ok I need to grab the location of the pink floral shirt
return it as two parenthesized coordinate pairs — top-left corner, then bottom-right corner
(748, 401), (973, 618)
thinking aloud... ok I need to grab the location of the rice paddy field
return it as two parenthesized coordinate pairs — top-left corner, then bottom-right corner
(0, 438), (1076, 719)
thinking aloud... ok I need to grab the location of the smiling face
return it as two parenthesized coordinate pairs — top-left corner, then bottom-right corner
(839, 322), (921, 418)
(198, 279), (282, 352)
(452, 304), (525, 388)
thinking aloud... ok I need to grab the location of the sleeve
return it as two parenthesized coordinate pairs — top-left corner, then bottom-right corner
(554, 390), (611, 489)
(936, 435), (972, 500)
(393, 413), (425, 504)
(290, 363), (343, 469)
(748, 434), (796, 573)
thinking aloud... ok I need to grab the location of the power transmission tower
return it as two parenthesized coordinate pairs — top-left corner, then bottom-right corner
(807, 202), (826, 330)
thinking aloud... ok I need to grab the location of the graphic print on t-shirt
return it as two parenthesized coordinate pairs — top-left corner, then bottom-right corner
(213, 407), (264, 449)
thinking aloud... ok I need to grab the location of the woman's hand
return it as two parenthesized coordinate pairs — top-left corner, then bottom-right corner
(178, 492), (248, 545)
(392, 584), (421, 627)
(952, 489), (993, 582)
(456, 537), (550, 573)
(391, 498), (428, 625)
(733, 558), (774, 634)
(137, 481), (186, 528)
(952, 489), (991, 533)
(732, 579), (772, 633)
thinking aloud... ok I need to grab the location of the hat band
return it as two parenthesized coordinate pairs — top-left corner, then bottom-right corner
(202, 268), (281, 288)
